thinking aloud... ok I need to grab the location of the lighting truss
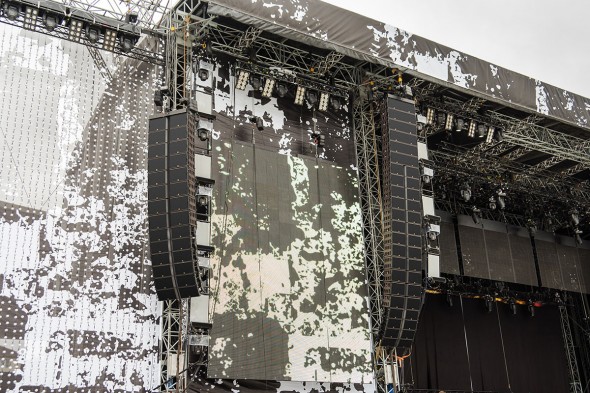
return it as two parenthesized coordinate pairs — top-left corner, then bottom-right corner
(262, 78), (275, 97)
(235, 70), (250, 90)
(318, 91), (329, 111)
(295, 86), (306, 105)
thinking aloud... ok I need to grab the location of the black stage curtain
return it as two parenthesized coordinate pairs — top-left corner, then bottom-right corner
(406, 293), (569, 393)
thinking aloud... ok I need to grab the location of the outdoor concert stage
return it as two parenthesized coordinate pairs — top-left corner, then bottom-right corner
(0, 0), (588, 392)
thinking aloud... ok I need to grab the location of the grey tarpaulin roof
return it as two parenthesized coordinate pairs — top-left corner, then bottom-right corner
(205, 0), (590, 131)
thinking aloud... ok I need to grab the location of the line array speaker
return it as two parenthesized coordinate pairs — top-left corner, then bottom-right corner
(380, 95), (424, 352)
(148, 109), (199, 300)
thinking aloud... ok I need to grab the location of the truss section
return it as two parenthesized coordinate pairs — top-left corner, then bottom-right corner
(560, 305), (584, 393)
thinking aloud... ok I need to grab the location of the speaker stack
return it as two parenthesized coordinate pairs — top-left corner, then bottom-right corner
(380, 95), (424, 352)
(147, 109), (200, 300)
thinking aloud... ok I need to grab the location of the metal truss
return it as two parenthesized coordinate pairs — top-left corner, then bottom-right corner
(314, 51), (345, 76)
(353, 88), (385, 339)
(560, 305), (583, 393)
(86, 46), (113, 81)
(161, 299), (189, 392)
(56, 0), (171, 30)
(491, 113), (590, 166)
(434, 199), (530, 228)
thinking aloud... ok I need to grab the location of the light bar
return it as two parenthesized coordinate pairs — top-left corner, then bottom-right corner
(24, 6), (38, 30)
(468, 120), (476, 138)
(235, 70), (250, 90)
(318, 92), (329, 111)
(444, 113), (454, 131)
(486, 126), (495, 143)
(295, 86), (306, 105)
(103, 29), (117, 51)
(262, 78), (275, 97)
(426, 108), (435, 125)
(69, 19), (84, 42)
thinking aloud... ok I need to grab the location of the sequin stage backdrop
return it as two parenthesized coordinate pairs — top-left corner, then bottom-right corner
(0, 25), (162, 392)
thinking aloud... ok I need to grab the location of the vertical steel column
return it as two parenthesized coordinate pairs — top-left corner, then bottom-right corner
(559, 305), (583, 393)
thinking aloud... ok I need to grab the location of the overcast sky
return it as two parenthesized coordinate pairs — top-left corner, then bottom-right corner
(322, 0), (590, 98)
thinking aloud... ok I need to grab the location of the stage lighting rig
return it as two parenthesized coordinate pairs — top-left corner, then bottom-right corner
(295, 86), (306, 105)
(198, 128), (210, 142)
(485, 126), (495, 143)
(235, 70), (250, 90)
(43, 12), (59, 31)
(484, 294), (494, 313)
(489, 195), (497, 210)
(468, 120), (476, 138)
(509, 298), (517, 315)
(4, 2), (19, 21)
(497, 188), (506, 210)
(570, 208), (580, 226)
(276, 83), (288, 98)
(471, 206), (481, 224)
(312, 131), (325, 148)
(455, 118), (464, 132)
(460, 182), (472, 202)
(477, 124), (486, 138)
(527, 300), (535, 317)
(426, 107), (435, 125)
(436, 112), (446, 127)
(250, 75), (262, 90)
(575, 228), (583, 245)
(444, 113), (454, 131)
(86, 25), (100, 44)
(249, 116), (264, 131)
(420, 163), (434, 185)
(318, 91), (329, 111)
(329, 96), (342, 111)
(69, 19), (84, 42)
(262, 78), (275, 97)
(305, 90), (318, 107)
(23, 6), (38, 29)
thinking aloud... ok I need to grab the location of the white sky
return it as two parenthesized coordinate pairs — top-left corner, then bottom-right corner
(323, 0), (590, 98)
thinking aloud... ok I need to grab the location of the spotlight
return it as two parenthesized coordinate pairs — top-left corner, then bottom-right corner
(437, 113), (446, 127)
(329, 96), (341, 111)
(468, 120), (476, 138)
(276, 83), (288, 98)
(305, 90), (318, 106)
(494, 128), (504, 142)
(471, 206), (481, 224)
(43, 13), (59, 32)
(235, 70), (250, 90)
(460, 182), (472, 202)
(421, 166), (434, 184)
(250, 116), (264, 131)
(4, 3), (19, 21)
(444, 113), (454, 131)
(484, 295), (494, 313)
(262, 78), (275, 97)
(24, 6), (38, 29)
(197, 128), (210, 141)
(575, 229), (583, 245)
(488, 196), (497, 210)
(426, 223), (440, 241)
(486, 126), (495, 143)
(527, 300), (535, 317)
(120, 35), (136, 52)
(86, 25), (100, 44)
(154, 90), (163, 107)
(125, 12), (138, 24)
(570, 209), (580, 226)
(312, 132), (325, 148)
(455, 118), (464, 132)
(198, 195), (208, 206)
(477, 124), (486, 138)
(249, 75), (262, 90)
(509, 299), (517, 315)
(103, 29), (117, 51)
(294, 86), (306, 105)
(497, 188), (506, 210)
(69, 19), (84, 42)
(426, 108), (435, 125)
(198, 69), (209, 81)
(318, 92), (329, 111)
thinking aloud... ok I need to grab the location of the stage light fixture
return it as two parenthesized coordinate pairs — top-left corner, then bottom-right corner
(4, 2), (19, 21)
(312, 132), (325, 148)
(471, 206), (481, 224)
(69, 19), (84, 42)
(119, 35), (136, 52)
(485, 126), (495, 143)
(426, 107), (435, 125)
(43, 13), (59, 31)
(249, 75), (262, 90)
(421, 166), (434, 184)
(235, 70), (250, 90)
(262, 78), (275, 97)
(488, 196), (497, 210)
(477, 124), (486, 138)
(198, 69), (209, 81)
(497, 188), (506, 210)
(455, 118), (464, 132)
(126, 12), (138, 24)
(484, 295), (493, 313)
(570, 209), (580, 226)
(24, 6), (38, 29)
(444, 113), (454, 131)
(276, 83), (288, 98)
(575, 228), (583, 245)
(198, 128), (210, 141)
(527, 300), (535, 317)
(318, 92), (329, 111)
(527, 220), (537, 237)
(306, 90), (318, 107)
(330, 97), (341, 111)
(468, 120), (476, 138)
(198, 195), (208, 207)
(437, 113), (446, 127)
(460, 182), (472, 202)
(494, 128), (504, 142)
(250, 116), (264, 131)
(102, 29), (117, 51)
(509, 299), (517, 315)
(294, 86), (306, 105)
(86, 25), (100, 44)
(426, 223), (440, 241)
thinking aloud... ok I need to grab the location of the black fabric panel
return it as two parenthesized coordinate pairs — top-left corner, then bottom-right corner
(498, 302), (569, 393)
(407, 294), (472, 390)
(458, 225), (490, 279)
(484, 229), (516, 283)
(536, 239), (564, 290)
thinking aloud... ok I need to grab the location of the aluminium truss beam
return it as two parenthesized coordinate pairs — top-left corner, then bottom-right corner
(560, 305), (584, 393)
